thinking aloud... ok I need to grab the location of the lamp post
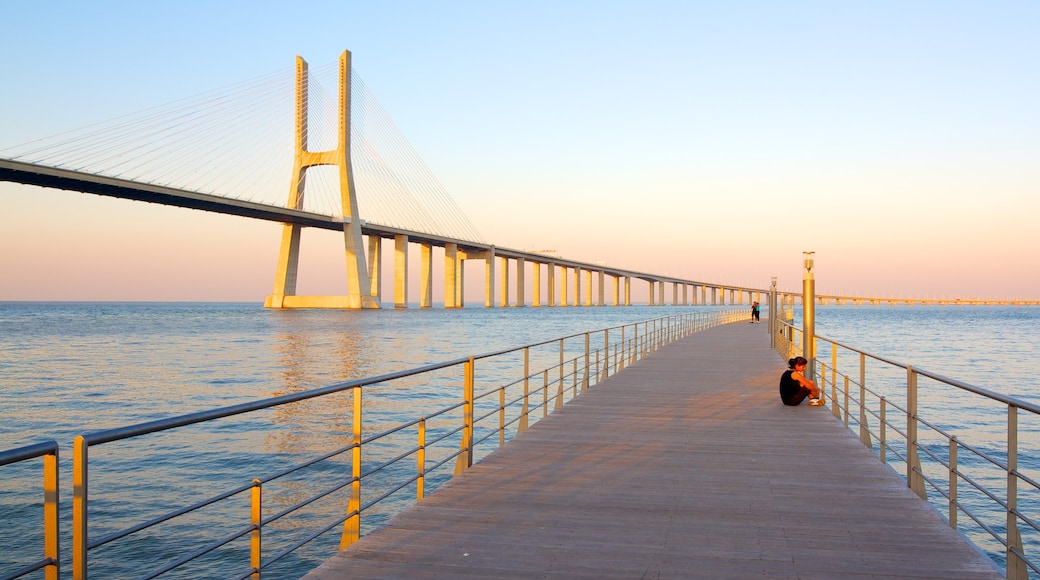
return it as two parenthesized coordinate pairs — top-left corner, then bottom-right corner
(769, 277), (777, 349)
(802, 252), (815, 381)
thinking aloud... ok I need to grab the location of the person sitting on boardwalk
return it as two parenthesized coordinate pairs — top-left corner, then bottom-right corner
(779, 356), (823, 406)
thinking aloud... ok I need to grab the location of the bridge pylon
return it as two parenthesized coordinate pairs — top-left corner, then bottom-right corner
(265, 50), (379, 309)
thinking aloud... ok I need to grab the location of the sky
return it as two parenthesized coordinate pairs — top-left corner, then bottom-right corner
(1, 1), (1038, 302)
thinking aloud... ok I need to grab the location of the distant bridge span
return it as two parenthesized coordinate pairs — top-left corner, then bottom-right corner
(1, 157), (764, 308)
(3, 49), (1036, 309)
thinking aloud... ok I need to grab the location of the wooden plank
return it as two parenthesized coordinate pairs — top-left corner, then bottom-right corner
(305, 321), (1003, 579)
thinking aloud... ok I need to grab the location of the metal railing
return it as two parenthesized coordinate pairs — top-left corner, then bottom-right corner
(0, 440), (60, 580)
(775, 318), (1039, 579)
(1, 308), (745, 579)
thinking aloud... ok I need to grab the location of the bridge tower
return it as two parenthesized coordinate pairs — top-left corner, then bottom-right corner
(265, 50), (379, 309)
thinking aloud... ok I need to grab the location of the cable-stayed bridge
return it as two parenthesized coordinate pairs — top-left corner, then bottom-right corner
(1, 51), (1034, 308)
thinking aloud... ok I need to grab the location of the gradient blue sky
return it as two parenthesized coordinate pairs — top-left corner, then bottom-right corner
(1, 1), (1038, 301)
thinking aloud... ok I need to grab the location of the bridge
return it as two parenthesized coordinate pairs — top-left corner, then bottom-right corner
(2, 50), (1037, 308)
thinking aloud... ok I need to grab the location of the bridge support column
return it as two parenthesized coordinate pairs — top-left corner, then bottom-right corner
(445, 243), (458, 308)
(532, 262), (541, 307)
(561, 267), (569, 307)
(648, 281), (655, 306)
(624, 277), (631, 306)
(672, 283), (678, 306)
(368, 235), (382, 305)
(612, 275), (620, 307)
(268, 223), (302, 308)
(394, 235), (408, 308)
(419, 243), (433, 308)
(574, 268), (582, 306)
(485, 247), (496, 308)
(598, 271), (605, 306)
(584, 269), (592, 306)
(516, 258), (526, 307)
(547, 263), (556, 306)
(264, 50), (378, 309)
(659, 281), (665, 306)
(499, 256), (509, 307)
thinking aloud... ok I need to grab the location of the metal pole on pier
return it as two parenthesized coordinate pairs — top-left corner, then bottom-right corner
(802, 252), (816, 381)
(769, 277), (777, 350)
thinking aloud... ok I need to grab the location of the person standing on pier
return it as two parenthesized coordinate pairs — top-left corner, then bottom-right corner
(779, 356), (823, 406)
(751, 301), (760, 323)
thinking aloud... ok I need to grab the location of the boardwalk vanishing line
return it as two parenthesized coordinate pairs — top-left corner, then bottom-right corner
(305, 322), (1002, 579)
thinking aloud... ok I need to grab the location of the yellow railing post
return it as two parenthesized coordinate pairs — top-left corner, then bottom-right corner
(880, 397), (888, 463)
(948, 436), (958, 529)
(519, 348), (529, 433)
(72, 436), (87, 580)
(542, 370), (549, 417)
(601, 329), (609, 381)
(417, 417), (426, 500)
(583, 332), (590, 391)
(44, 449), (59, 580)
(455, 357), (475, 475)
(843, 376), (850, 427)
(499, 385), (505, 447)
(859, 353), (871, 448)
(907, 367), (926, 500)
(341, 387), (362, 549)
(1007, 405), (1027, 580)
(250, 479), (261, 579)
(558, 339), (565, 400)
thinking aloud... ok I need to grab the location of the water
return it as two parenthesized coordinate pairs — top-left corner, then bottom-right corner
(1, 302), (1038, 578)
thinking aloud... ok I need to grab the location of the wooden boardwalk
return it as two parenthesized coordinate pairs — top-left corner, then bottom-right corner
(304, 321), (1002, 579)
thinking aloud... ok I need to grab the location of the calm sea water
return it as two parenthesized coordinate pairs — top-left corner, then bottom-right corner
(1, 302), (1038, 578)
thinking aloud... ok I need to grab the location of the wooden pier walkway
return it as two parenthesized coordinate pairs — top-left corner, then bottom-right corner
(305, 321), (1002, 579)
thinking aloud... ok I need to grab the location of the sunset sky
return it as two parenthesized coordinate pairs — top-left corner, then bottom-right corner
(1, 1), (1037, 302)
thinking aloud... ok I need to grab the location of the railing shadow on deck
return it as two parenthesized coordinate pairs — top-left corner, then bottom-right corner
(0, 308), (746, 580)
(775, 319), (1040, 580)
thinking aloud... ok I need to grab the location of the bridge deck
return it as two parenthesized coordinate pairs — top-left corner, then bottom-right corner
(304, 322), (1001, 579)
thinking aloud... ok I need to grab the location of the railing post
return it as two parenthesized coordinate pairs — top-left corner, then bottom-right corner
(583, 332), (590, 391)
(907, 367), (926, 499)
(558, 339), (565, 400)
(601, 329), (609, 381)
(880, 397), (888, 463)
(72, 435), (87, 580)
(948, 436), (957, 529)
(499, 385), (506, 447)
(620, 326), (627, 370)
(519, 347), (529, 433)
(843, 375), (850, 427)
(417, 417), (426, 500)
(542, 370), (549, 417)
(43, 448), (59, 580)
(1007, 405), (1027, 580)
(341, 386), (363, 548)
(250, 479), (262, 580)
(454, 357), (475, 475)
(859, 353), (870, 448)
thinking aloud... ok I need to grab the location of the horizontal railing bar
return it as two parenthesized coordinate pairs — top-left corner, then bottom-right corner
(137, 523), (254, 580)
(0, 557), (58, 580)
(259, 443), (355, 485)
(254, 515), (347, 578)
(261, 477), (353, 528)
(1014, 469), (1040, 493)
(0, 440), (58, 467)
(1013, 507), (1040, 536)
(818, 332), (1040, 415)
(89, 482), (252, 550)
(360, 476), (418, 514)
